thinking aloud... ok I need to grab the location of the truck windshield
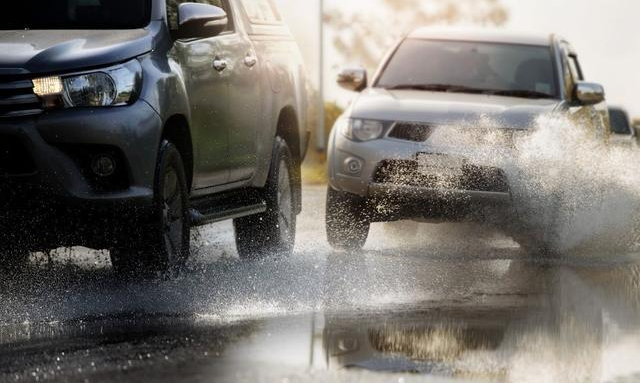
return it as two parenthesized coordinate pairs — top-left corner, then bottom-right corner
(376, 39), (559, 99)
(1, 0), (151, 30)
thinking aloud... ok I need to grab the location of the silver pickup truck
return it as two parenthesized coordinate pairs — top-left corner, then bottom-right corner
(326, 29), (609, 253)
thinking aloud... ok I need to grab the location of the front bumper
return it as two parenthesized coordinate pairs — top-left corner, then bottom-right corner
(367, 182), (512, 223)
(0, 100), (163, 248)
(328, 130), (514, 222)
(0, 99), (162, 204)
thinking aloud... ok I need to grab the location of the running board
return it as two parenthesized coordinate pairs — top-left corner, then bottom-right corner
(189, 189), (267, 227)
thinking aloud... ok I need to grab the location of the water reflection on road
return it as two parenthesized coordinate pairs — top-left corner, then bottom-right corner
(0, 187), (638, 382)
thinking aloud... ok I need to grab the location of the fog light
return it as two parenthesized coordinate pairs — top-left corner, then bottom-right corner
(344, 157), (363, 175)
(91, 154), (116, 177)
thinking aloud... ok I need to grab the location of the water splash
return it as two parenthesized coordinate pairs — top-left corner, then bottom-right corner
(426, 113), (639, 255)
(503, 114), (639, 255)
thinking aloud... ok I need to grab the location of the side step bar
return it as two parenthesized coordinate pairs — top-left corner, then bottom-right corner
(189, 189), (267, 227)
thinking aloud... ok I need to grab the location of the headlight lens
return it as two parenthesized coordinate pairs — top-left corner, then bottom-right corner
(340, 118), (384, 142)
(33, 59), (142, 108)
(62, 72), (118, 107)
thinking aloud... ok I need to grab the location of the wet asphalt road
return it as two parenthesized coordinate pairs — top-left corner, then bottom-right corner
(0, 185), (638, 383)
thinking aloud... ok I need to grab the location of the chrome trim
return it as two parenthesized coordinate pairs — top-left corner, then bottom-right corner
(574, 82), (605, 106)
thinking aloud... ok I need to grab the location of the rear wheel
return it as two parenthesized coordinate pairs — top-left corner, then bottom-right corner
(326, 187), (370, 250)
(234, 137), (297, 259)
(110, 140), (190, 277)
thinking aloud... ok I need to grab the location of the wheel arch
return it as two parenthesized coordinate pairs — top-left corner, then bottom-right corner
(161, 114), (194, 191)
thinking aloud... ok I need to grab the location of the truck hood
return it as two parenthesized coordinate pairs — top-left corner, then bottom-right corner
(0, 29), (153, 76)
(349, 88), (562, 129)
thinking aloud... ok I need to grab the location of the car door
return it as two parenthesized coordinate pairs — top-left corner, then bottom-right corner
(224, 0), (277, 182)
(561, 43), (609, 139)
(167, 0), (232, 188)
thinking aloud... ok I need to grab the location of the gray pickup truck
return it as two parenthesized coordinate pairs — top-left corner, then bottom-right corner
(326, 29), (609, 252)
(0, 0), (309, 275)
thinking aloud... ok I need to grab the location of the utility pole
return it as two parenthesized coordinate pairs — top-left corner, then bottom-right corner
(316, 0), (325, 151)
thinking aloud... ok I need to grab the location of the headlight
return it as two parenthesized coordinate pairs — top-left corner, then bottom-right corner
(33, 59), (142, 108)
(339, 118), (384, 142)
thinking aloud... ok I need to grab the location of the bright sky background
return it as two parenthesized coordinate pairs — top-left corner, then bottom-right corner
(276, 0), (640, 117)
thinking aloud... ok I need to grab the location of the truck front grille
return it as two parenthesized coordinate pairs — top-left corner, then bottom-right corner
(0, 79), (43, 119)
(387, 122), (432, 142)
(373, 159), (510, 193)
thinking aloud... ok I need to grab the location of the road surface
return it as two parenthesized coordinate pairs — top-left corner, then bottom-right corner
(0, 186), (638, 382)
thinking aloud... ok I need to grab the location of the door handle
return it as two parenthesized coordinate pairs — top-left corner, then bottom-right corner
(213, 58), (228, 72)
(244, 54), (258, 68)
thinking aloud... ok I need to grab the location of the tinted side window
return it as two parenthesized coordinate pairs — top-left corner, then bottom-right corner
(166, 0), (230, 31)
(239, 0), (281, 24)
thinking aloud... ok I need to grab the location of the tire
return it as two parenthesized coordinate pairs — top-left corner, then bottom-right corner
(234, 137), (297, 259)
(110, 140), (190, 277)
(326, 186), (370, 250)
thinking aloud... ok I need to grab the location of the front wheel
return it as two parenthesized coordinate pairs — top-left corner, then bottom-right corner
(110, 140), (190, 277)
(234, 137), (297, 259)
(326, 187), (370, 250)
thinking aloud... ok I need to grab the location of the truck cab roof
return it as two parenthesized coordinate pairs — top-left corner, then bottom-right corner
(407, 28), (554, 47)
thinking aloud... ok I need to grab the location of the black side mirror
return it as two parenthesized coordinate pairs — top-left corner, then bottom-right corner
(608, 108), (633, 136)
(337, 68), (368, 92)
(176, 3), (228, 39)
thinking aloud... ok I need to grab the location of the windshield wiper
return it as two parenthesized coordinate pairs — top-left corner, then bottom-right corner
(486, 89), (556, 99)
(386, 84), (556, 99)
(385, 84), (487, 93)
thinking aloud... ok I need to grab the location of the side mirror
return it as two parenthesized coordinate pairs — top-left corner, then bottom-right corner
(608, 108), (633, 136)
(574, 82), (605, 106)
(337, 68), (367, 92)
(176, 3), (228, 39)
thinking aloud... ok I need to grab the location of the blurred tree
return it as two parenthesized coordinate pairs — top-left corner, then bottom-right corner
(324, 101), (344, 138)
(306, 98), (344, 159)
(302, 100), (344, 184)
(325, 0), (508, 72)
